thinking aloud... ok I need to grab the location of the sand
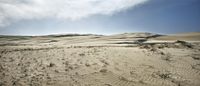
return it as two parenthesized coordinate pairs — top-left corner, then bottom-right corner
(0, 32), (200, 86)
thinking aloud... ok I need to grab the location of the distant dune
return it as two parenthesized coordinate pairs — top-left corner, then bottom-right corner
(152, 32), (200, 41)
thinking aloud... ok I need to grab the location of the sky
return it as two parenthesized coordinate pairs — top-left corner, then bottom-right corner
(0, 0), (200, 35)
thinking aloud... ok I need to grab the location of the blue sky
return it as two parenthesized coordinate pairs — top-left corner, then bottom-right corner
(0, 0), (199, 35)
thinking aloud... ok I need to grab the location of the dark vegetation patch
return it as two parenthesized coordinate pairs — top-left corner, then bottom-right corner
(158, 73), (171, 79)
(0, 36), (33, 41)
(134, 39), (147, 44)
(174, 40), (193, 48)
(161, 53), (173, 61)
(146, 34), (163, 39)
(48, 63), (56, 67)
(191, 64), (200, 71)
(0, 47), (62, 53)
(0, 43), (28, 46)
(152, 71), (191, 86)
(139, 40), (193, 49)
(79, 53), (85, 56)
(114, 42), (136, 44)
(92, 36), (101, 39)
(99, 69), (108, 73)
(112, 39), (147, 45)
(111, 34), (192, 49)
(48, 40), (59, 42)
(191, 54), (200, 60)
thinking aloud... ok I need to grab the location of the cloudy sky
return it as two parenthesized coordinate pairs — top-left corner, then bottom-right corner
(0, 0), (200, 35)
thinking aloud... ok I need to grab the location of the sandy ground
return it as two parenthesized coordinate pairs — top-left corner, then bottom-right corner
(0, 32), (200, 86)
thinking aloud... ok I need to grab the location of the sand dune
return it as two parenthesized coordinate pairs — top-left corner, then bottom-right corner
(0, 32), (200, 86)
(152, 32), (200, 41)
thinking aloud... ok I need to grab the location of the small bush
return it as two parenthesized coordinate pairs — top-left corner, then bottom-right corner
(99, 69), (108, 73)
(174, 40), (193, 48)
(161, 53), (172, 61)
(49, 40), (58, 42)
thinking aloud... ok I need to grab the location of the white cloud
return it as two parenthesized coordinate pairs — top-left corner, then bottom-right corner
(0, 0), (148, 27)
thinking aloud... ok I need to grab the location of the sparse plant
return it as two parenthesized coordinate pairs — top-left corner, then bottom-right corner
(99, 69), (108, 73)
(191, 64), (200, 71)
(48, 62), (55, 67)
(152, 71), (172, 80)
(159, 73), (171, 79)
(49, 40), (58, 42)
(192, 56), (200, 60)
(85, 63), (91, 67)
(174, 40), (193, 48)
(175, 40), (187, 44)
(191, 54), (200, 60)
(79, 53), (85, 56)
(149, 48), (157, 52)
(139, 80), (146, 84)
(161, 53), (172, 61)
(134, 39), (147, 44)
(119, 76), (129, 81)
(99, 59), (109, 65)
